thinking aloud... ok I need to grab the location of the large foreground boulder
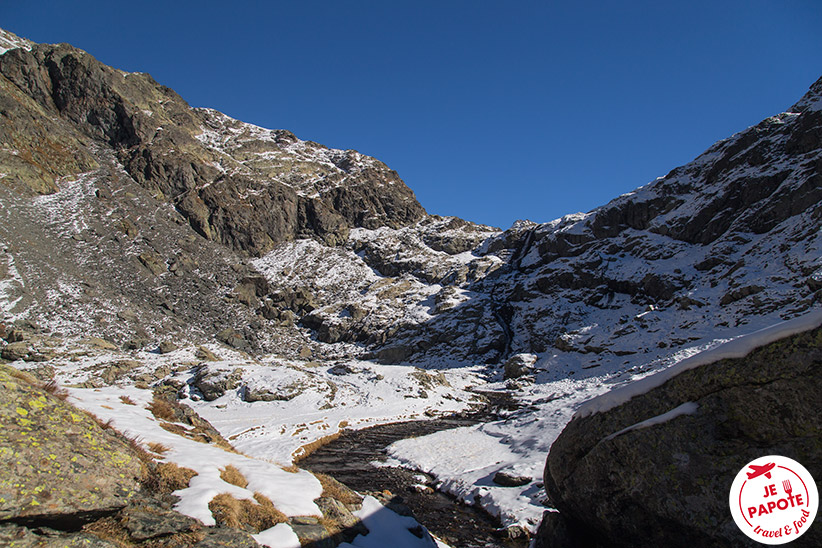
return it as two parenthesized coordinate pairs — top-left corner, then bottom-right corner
(541, 318), (822, 547)
(0, 365), (143, 525)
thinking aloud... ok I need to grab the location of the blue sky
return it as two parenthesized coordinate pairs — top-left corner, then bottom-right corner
(3, 1), (821, 228)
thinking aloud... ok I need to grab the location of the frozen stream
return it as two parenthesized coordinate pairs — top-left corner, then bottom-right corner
(298, 393), (530, 548)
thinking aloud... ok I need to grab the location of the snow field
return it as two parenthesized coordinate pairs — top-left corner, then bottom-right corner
(19, 342), (471, 547)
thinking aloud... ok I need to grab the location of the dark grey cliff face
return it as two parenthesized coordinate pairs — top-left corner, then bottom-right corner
(538, 325), (822, 548)
(0, 41), (425, 257)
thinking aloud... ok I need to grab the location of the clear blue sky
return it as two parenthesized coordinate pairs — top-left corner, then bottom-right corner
(3, 1), (821, 228)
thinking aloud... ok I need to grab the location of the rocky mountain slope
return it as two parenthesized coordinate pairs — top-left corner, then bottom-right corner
(1, 26), (821, 547)
(2, 25), (819, 369)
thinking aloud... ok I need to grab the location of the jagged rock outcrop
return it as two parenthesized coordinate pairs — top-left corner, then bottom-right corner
(415, 75), (822, 364)
(540, 323), (822, 548)
(0, 39), (425, 257)
(324, 73), (822, 365)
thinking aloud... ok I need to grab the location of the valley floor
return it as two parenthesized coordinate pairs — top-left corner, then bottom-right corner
(6, 308), (813, 546)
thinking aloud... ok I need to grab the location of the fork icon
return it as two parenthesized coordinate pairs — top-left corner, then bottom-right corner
(783, 479), (792, 496)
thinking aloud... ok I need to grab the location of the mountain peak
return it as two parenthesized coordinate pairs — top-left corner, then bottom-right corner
(0, 28), (33, 55)
(790, 74), (822, 112)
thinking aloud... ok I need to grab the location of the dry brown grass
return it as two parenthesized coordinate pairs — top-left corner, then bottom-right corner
(156, 461), (198, 492)
(2, 365), (38, 384)
(312, 472), (363, 506)
(207, 492), (287, 532)
(158, 421), (192, 436)
(219, 464), (248, 488)
(119, 395), (137, 405)
(147, 395), (177, 422)
(292, 432), (341, 462)
(42, 379), (69, 400)
(147, 442), (170, 455)
(83, 515), (135, 548)
(214, 437), (240, 454)
(280, 464), (300, 474)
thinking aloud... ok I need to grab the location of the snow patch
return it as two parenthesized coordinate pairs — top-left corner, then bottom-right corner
(0, 29), (33, 55)
(602, 402), (699, 442)
(577, 308), (822, 417)
(253, 523), (301, 548)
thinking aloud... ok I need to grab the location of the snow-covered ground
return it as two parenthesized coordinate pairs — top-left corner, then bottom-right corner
(185, 357), (484, 464)
(16, 308), (817, 541)
(15, 340), (484, 546)
(65, 381), (446, 548)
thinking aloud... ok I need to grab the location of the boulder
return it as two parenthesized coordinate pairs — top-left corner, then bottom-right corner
(82, 337), (118, 351)
(315, 497), (368, 536)
(197, 527), (262, 548)
(192, 366), (244, 401)
(138, 251), (166, 276)
(288, 516), (336, 548)
(503, 353), (537, 379)
(196, 346), (220, 361)
(492, 471), (532, 487)
(157, 341), (179, 354)
(120, 503), (199, 541)
(98, 360), (142, 384)
(216, 328), (251, 352)
(4, 328), (30, 343)
(242, 386), (298, 403)
(0, 524), (119, 547)
(1, 341), (31, 361)
(0, 365), (142, 524)
(541, 324), (822, 548)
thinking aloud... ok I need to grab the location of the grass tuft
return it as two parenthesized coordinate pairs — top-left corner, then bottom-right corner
(312, 472), (363, 506)
(119, 395), (137, 406)
(42, 379), (69, 400)
(292, 432), (341, 462)
(2, 365), (38, 384)
(220, 464), (248, 488)
(156, 461), (198, 493)
(208, 492), (287, 532)
(147, 395), (177, 422)
(147, 442), (170, 455)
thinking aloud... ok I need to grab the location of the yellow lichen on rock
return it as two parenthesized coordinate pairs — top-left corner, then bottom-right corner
(0, 364), (142, 520)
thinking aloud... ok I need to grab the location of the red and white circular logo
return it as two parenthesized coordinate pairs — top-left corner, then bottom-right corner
(729, 455), (818, 544)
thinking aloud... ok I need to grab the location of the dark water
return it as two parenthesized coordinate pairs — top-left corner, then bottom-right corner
(299, 393), (532, 548)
